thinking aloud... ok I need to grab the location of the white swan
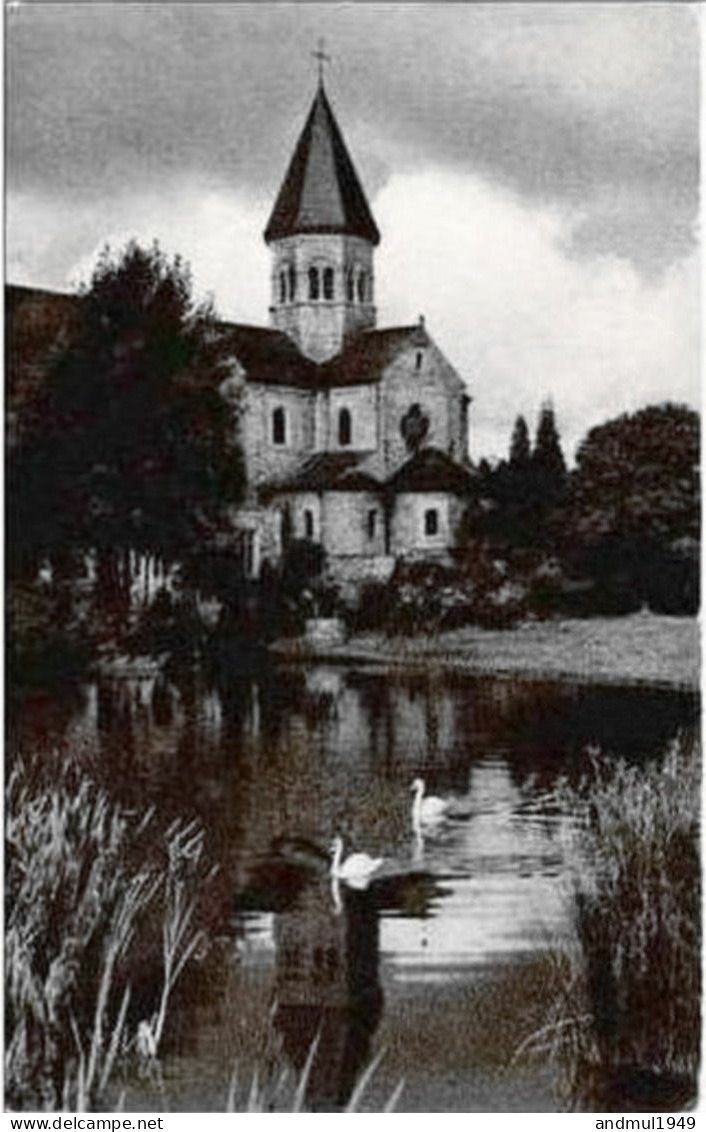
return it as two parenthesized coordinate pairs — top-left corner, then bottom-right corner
(330, 835), (383, 890)
(411, 777), (448, 834)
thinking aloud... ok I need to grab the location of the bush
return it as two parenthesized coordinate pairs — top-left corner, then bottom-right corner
(349, 582), (392, 633)
(349, 555), (533, 635)
(8, 582), (91, 692)
(126, 587), (205, 663)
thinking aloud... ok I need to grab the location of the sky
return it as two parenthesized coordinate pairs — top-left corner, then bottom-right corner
(7, 2), (700, 462)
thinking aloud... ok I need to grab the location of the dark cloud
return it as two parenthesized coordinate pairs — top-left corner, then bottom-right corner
(7, 3), (699, 273)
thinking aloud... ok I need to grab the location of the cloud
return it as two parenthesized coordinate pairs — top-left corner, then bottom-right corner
(8, 181), (271, 322)
(7, 3), (698, 274)
(374, 170), (699, 461)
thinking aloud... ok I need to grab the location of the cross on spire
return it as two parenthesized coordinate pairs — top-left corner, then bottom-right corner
(312, 37), (331, 87)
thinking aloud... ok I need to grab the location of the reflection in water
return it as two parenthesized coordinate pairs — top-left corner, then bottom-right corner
(10, 664), (699, 1111)
(272, 875), (382, 1110)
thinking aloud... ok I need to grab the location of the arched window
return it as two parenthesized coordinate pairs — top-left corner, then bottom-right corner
(424, 508), (439, 537)
(367, 510), (377, 539)
(272, 406), (286, 446)
(338, 407), (352, 447)
(346, 269), (355, 302)
(288, 265), (296, 301)
(415, 350), (424, 372)
(357, 272), (366, 303)
(279, 272), (287, 303)
(304, 509), (314, 539)
(323, 267), (334, 301)
(308, 267), (319, 301)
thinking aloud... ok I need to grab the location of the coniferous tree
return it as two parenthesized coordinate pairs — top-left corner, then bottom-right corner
(533, 402), (566, 477)
(532, 401), (567, 508)
(509, 415), (531, 467)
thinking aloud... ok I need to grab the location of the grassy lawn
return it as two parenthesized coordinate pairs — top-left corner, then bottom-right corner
(284, 614), (699, 689)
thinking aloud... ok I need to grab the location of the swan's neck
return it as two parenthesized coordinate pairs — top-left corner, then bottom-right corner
(331, 876), (343, 915)
(331, 838), (343, 876)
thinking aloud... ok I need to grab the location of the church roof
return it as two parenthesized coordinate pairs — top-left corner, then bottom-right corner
(317, 325), (425, 387)
(388, 447), (475, 495)
(221, 323), (424, 389)
(264, 84), (380, 246)
(218, 322), (317, 387)
(6, 285), (79, 422)
(267, 451), (382, 494)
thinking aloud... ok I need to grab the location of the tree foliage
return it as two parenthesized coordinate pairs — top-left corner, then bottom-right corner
(509, 415), (531, 468)
(469, 405), (568, 550)
(569, 403), (699, 547)
(532, 402), (567, 508)
(464, 402), (698, 616)
(10, 241), (244, 574)
(564, 403), (699, 612)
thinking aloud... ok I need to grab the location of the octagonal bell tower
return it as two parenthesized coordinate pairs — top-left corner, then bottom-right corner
(264, 79), (380, 363)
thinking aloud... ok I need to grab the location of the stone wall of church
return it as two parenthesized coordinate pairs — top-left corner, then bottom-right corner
(270, 234), (375, 362)
(321, 491), (386, 557)
(284, 492), (324, 542)
(380, 340), (469, 472)
(240, 383), (315, 490)
(390, 491), (465, 556)
(323, 384), (378, 452)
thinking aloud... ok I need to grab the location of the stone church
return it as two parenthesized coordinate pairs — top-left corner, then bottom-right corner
(8, 78), (474, 590)
(219, 78), (474, 584)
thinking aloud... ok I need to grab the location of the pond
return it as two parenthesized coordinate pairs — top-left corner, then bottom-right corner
(11, 664), (699, 1112)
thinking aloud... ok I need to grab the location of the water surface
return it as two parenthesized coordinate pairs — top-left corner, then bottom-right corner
(13, 664), (698, 1111)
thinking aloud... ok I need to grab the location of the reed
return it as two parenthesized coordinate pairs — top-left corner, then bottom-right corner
(5, 757), (206, 1111)
(224, 1043), (404, 1113)
(518, 735), (700, 1110)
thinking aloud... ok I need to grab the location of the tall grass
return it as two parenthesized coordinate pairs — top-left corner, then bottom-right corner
(5, 757), (206, 1111)
(518, 736), (700, 1111)
(224, 1041), (404, 1113)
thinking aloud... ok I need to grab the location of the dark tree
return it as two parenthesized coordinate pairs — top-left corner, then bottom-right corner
(533, 402), (567, 493)
(469, 406), (568, 552)
(566, 403), (699, 611)
(509, 415), (531, 468)
(10, 241), (245, 600)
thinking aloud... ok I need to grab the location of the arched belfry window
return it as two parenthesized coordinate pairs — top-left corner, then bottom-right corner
(346, 269), (355, 302)
(272, 406), (286, 446)
(308, 267), (319, 301)
(279, 272), (287, 304)
(323, 266), (334, 301)
(288, 265), (296, 301)
(357, 273), (366, 303)
(338, 407), (352, 447)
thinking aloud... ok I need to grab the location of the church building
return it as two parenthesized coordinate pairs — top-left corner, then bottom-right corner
(218, 77), (474, 585)
(7, 75), (475, 593)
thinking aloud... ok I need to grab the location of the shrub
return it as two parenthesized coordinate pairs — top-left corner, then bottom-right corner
(8, 582), (91, 692)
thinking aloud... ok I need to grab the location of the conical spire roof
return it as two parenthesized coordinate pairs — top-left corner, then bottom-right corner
(264, 84), (380, 245)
